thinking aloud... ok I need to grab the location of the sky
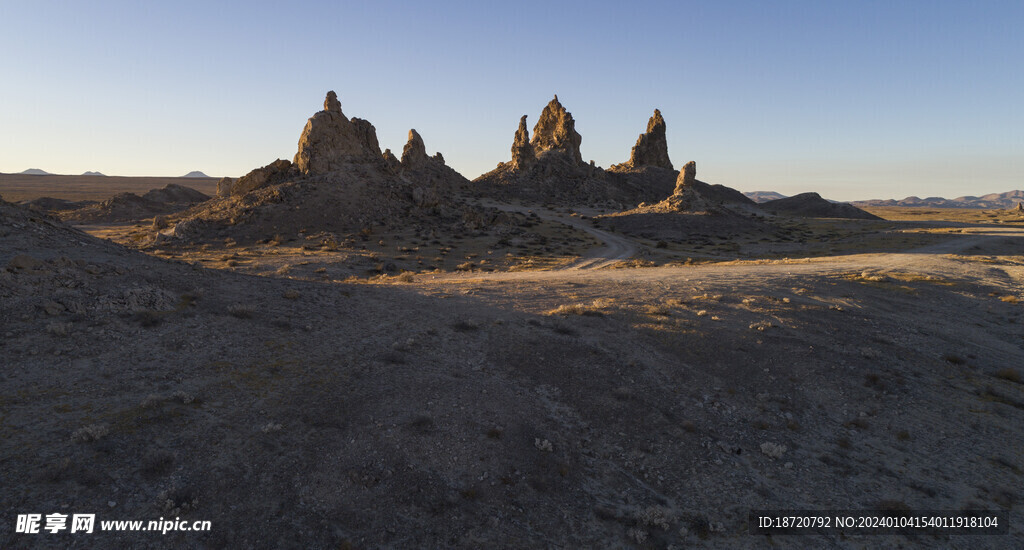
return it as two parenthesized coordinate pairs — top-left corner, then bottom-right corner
(1, 0), (1021, 201)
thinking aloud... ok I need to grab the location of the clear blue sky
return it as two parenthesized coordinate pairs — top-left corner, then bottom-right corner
(1, 0), (1020, 200)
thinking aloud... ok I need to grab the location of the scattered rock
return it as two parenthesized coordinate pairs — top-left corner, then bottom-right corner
(7, 254), (43, 271)
(760, 442), (787, 459)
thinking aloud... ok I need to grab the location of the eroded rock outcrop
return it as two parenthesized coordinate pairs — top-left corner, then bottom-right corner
(530, 95), (583, 164)
(293, 91), (381, 174)
(231, 159), (293, 197)
(624, 109), (672, 170)
(217, 177), (233, 198)
(675, 161), (696, 192)
(510, 115), (535, 170)
(662, 162), (709, 211)
(401, 129), (429, 167)
(382, 149), (401, 172)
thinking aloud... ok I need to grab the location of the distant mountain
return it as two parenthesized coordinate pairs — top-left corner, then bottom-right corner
(19, 168), (51, 175)
(82, 171), (105, 176)
(852, 190), (1024, 209)
(181, 171), (211, 178)
(744, 191), (787, 203)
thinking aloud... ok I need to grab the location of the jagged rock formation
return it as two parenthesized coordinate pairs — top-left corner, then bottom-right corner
(510, 115), (535, 170)
(474, 96), (627, 204)
(676, 161), (696, 190)
(475, 98), (686, 205)
(617, 161), (758, 216)
(1015, 201), (1023, 212)
(661, 162), (708, 211)
(530, 96), (583, 164)
(615, 109), (672, 170)
(400, 129), (429, 167)
(163, 90), (476, 244)
(382, 149), (401, 172)
(597, 161), (776, 240)
(762, 193), (882, 220)
(293, 91), (382, 175)
(230, 159), (293, 197)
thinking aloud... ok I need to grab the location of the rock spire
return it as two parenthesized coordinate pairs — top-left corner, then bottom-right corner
(530, 95), (583, 164)
(510, 115), (535, 170)
(625, 109), (672, 170)
(401, 129), (429, 167)
(293, 90), (381, 174)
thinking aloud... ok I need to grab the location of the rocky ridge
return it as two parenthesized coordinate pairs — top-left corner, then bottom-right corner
(159, 91), (478, 244)
(59, 184), (210, 223)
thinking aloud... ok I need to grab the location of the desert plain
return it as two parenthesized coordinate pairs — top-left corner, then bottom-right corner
(1, 92), (1022, 548)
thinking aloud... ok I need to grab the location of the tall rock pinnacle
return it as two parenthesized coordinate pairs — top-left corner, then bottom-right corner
(530, 95), (583, 164)
(626, 109), (673, 170)
(294, 91), (380, 175)
(510, 115), (536, 170)
(401, 129), (429, 167)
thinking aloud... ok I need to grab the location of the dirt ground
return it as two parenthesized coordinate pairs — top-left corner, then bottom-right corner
(2, 193), (1022, 548)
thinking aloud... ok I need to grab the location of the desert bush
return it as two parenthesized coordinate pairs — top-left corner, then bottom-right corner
(995, 369), (1021, 383)
(545, 299), (610, 317)
(71, 424), (110, 443)
(227, 304), (255, 319)
(46, 322), (72, 336)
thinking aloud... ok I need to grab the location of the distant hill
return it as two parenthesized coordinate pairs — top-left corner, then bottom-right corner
(762, 192), (881, 220)
(19, 168), (51, 176)
(82, 171), (106, 176)
(181, 171), (211, 178)
(853, 190), (1024, 209)
(744, 191), (787, 203)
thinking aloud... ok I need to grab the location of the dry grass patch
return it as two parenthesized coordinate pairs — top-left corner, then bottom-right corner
(546, 298), (613, 317)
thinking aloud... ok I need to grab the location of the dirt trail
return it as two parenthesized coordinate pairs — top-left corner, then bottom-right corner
(433, 217), (1024, 288)
(474, 199), (638, 270)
